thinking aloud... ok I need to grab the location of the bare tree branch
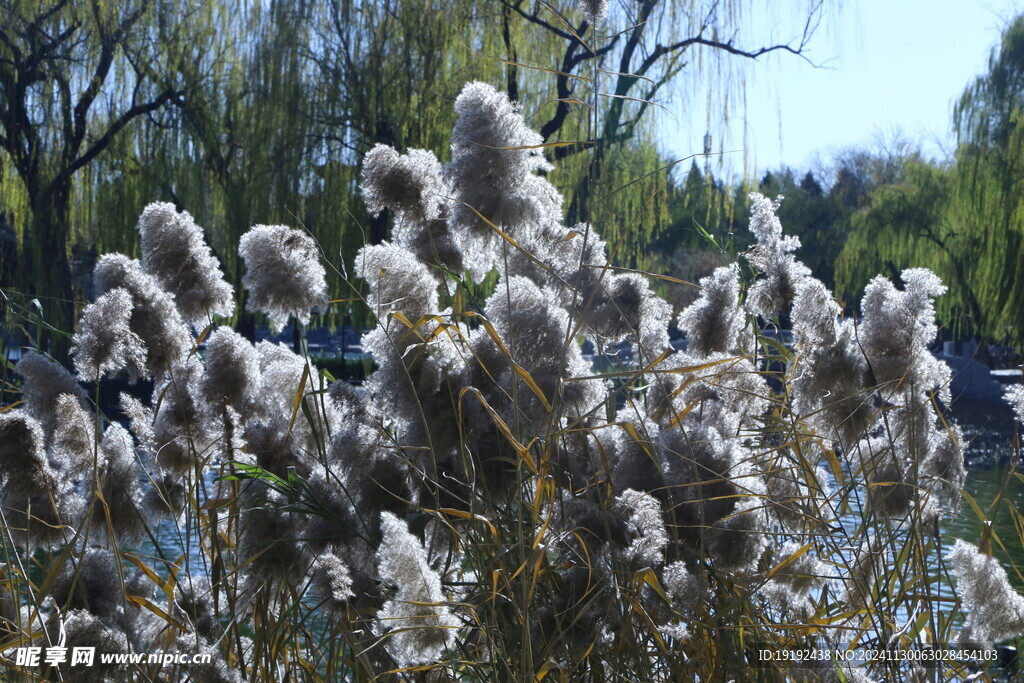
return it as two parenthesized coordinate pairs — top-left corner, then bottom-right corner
(499, 0), (575, 42)
(62, 86), (179, 182)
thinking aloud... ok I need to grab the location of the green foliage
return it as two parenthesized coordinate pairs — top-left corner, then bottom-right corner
(828, 16), (1024, 346)
(948, 18), (1024, 344)
(0, 0), (837, 341)
(0, 0), (202, 355)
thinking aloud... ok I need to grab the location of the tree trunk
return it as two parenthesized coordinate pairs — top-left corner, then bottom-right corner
(29, 180), (74, 363)
(370, 116), (397, 245)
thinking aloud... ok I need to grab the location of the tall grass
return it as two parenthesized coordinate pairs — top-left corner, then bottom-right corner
(1, 5), (1023, 683)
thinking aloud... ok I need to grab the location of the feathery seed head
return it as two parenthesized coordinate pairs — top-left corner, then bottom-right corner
(791, 298), (873, 449)
(585, 273), (672, 357)
(362, 145), (447, 224)
(616, 488), (669, 567)
(238, 224), (328, 331)
(94, 423), (146, 540)
(202, 327), (261, 413)
(52, 548), (124, 624)
(173, 632), (243, 683)
(745, 193), (811, 317)
(483, 275), (567, 367)
(376, 511), (458, 667)
(151, 356), (217, 475)
(860, 268), (951, 403)
(72, 288), (148, 381)
(136, 201), (235, 327)
(677, 264), (744, 356)
(581, 0), (608, 22)
(450, 82), (551, 182)
(705, 498), (769, 571)
(49, 393), (95, 478)
(171, 577), (219, 642)
(120, 392), (155, 455)
(311, 552), (355, 612)
(791, 277), (841, 348)
(950, 539), (1024, 645)
(62, 610), (129, 662)
(92, 254), (193, 375)
(360, 145), (466, 272)
(355, 242), (440, 324)
(0, 411), (48, 489)
(447, 82), (561, 274)
(662, 561), (705, 613)
(15, 351), (87, 435)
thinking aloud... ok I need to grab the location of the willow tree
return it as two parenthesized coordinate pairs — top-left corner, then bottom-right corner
(0, 0), (192, 355)
(844, 15), (1024, 345)
(949, 14), (1024, 344)
(49, 1), (320, 333)
(168, 1), (316, 291)
(833, 157), (989, 339)
(833, 14), (1024, 346)
(493, 0), (832, 268)
(0, 0), (838, 346)
(307, 0), (505, 253)
(309, 0), (832, 272)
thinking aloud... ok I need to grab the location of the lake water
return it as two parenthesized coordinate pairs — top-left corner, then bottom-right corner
(945, 463), (1024, 589)
(144, 421), (1024, 582)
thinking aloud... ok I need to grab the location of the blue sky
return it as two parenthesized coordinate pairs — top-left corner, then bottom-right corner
(657, 0), (1024, 180)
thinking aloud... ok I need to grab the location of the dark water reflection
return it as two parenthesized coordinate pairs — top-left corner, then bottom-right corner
(940, 403), (1022, 587)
